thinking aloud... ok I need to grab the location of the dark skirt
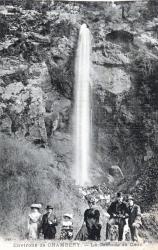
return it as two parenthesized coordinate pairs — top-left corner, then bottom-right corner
(75, 223), (101, 241)
(43, 225), (56, 239)
(88, 223), (102, 240)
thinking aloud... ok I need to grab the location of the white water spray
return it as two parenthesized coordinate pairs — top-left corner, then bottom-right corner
(73, 24), (91, 186)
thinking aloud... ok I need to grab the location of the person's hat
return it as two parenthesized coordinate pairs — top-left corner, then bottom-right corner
(46, 205), (54, 210)
(63, 213), (73, 219)
(31, 204), (42, 209)
(128, 195), (134, 201)
(116, 192), (123, 198)
(86, 195), (95, 204)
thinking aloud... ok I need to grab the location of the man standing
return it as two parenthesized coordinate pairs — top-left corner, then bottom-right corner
(106, 192), (128, 241)
(41, 205), (58, 239)
(127, 196), (142, 241)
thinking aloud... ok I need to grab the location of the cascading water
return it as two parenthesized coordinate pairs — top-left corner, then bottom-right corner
(73, 24), (91, 186)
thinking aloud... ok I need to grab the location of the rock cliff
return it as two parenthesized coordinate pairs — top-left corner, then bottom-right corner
(0, 1), (158, 212)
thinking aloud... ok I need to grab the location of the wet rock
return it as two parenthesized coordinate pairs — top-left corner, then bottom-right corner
(2, 82), (24, 102)
(0, 38), (19, 54)
(30, 32), (50, 44)
(0, 79), (47, 142)
(92, 66), (131, 94)
(108, 165), (124, 185)
(92, 41), (130, 66)
(134, 33), (158, 49)
(45, 112), (60, 136)
(109, 165), (124, 178)
(28, 62), (51, 92)
(21, 10), (40, 23)
(47, 58), (73, 99)
(44, 91), (71, 136)
(0, 57), (28, 84)
(106, 30), (134, 44)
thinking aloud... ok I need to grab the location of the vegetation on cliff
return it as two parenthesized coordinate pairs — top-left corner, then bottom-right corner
(0, 0), (158, 240)
(0, 133), (86, 238)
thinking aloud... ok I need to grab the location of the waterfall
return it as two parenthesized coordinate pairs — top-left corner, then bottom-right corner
(73, 24), (91, 186)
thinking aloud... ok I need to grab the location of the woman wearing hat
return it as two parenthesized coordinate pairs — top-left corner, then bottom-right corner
(27, 204), (42, 240)
(75, 196), (102, 241)
(41, 205), (58, 239)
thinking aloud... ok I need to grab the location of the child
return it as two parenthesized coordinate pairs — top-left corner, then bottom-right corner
(60, 214), (73, 240)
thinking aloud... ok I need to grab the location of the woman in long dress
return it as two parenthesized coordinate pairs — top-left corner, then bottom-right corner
(27, 204), (42, 240)
(75, 196), (102, 241)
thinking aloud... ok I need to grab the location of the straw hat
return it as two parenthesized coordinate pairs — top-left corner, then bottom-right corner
(63, 213), (73, 219)
(128, 195), (134, 201)
(31, 204), (42, 209)
(85, 195), (95, 204)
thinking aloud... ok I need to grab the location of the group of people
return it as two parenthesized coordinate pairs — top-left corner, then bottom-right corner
(106, 192), (142, 242)
(27, 192), (142, 242)
(27, 205), (73, 240)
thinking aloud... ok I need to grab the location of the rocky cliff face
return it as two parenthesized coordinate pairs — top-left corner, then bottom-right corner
(0, 1), (158, 209)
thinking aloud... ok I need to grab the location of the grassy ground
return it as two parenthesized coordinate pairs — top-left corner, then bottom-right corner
(0, 134), (87, 239)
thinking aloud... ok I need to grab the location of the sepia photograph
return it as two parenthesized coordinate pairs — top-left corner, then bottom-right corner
(0, 0), (157, 249)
